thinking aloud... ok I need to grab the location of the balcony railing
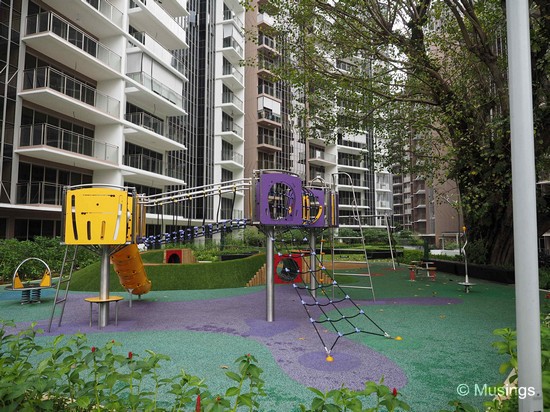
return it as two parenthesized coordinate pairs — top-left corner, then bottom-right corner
(222, 90), (243, 110)
(310, 149), (336, 163)
(338, 138), (366, 149)
(223, 9), (243, 30)
(338, 157), (362, 167)
(221, 122), (243, 137)
(85, 0), (123, 28)
(258, 83), (280, 99)
(23, 67), (120, 117)
(129, 31), (185, 75)
(20, 123), (118, 163)
(258, 58), (278, 73)
(337, 176), (364, 187)
(221, 150), (243, 164)
(258, 159), (276, 169)
(222, 36), (243, 56)
(125, 112), (164, 136)
(16, 181), (64, 205)
(26, 12), (122, 72)
(258, 33), (276, 50)
(258, 133), (281, 147)
(127, 71), (183, 107)
(222, 63), (243, 84)
(257, 109), (281, 123)
(124, 153), (163, 175)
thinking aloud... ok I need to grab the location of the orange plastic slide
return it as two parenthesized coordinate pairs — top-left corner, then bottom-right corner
(111, 244), (151, 295)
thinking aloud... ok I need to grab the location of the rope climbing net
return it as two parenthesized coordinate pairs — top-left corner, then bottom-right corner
(271, 228), (391, 359)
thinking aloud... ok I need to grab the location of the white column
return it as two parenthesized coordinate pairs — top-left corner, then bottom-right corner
(506, 1), (543, 410)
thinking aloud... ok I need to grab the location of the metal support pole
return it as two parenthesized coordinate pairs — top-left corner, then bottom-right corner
(99, 245), (110, 328)
(265, 227), (274, 322)
(309, 230), (317, 298)
(506, 1), (543, 410)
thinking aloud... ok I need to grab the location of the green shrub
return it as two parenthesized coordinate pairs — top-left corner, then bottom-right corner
(242, 226), (266, 247)
(539, 268), (550, 290)
(0, 237), (98, 283)
(402, 249), (423, 264)
(362, 228), (389, 245)
(336, 228), (362, 245)
(464, 238), (489, 265)
(394, 231), (423, 247)
(70, 253), (267, 291)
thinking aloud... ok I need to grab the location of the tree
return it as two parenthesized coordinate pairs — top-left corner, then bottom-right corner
(261, 0), (550, 266)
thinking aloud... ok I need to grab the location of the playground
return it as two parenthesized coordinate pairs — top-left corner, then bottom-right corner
(0, 258), (532, 411)
(0, 171), (546, 410)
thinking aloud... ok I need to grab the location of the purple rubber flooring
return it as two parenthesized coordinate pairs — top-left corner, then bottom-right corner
(27, 287), (461, 391)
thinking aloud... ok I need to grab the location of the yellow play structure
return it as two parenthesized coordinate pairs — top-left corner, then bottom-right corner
(48, 184), (151, 330)
(62, 185), (151, 297)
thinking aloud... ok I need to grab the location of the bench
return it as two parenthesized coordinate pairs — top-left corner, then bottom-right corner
(84, 296), (123, 328)
(408, 262), (437, 281)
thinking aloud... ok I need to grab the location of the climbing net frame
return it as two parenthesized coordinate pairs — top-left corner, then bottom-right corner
(266, 226), (391, 357)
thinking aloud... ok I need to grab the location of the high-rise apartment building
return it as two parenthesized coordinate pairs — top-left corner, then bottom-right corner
(391, 138), (462, 246)
(243, 7), (390, 229)
(243, 0), (293, 181)
(0, 0), (248, 240)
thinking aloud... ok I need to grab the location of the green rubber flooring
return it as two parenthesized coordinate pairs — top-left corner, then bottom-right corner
(1, 261), (546, 411)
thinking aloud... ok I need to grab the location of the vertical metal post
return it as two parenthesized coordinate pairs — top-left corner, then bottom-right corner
(99, 245), (110, 328)
(506, 1), (543, 410)
(265, 227), (274, 322)
(309, 230), (317, 298)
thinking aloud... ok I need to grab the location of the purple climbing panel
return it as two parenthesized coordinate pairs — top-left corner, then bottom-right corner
(255, 172), (303, 226)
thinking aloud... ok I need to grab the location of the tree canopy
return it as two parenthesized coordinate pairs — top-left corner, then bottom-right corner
(259, 0), (550, 266)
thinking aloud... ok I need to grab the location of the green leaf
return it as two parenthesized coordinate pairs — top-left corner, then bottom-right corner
(225, 386), (240, 397)
(225, 371), (241, 382)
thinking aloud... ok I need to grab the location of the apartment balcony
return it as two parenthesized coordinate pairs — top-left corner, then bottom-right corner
(221, 90), (244, 115)
(40, 0), (124, 38)
(257, 83), (281, 100)
(24, 12), (122, 81)
(309, 149), (336, 166)
(218, 150), (244, 172)
(337, 176), (368, 189)
(257, 109), (281, 127)
(124, 153), (168, 178)
(223, 9), (243, 33)
(376, 202), (392, 210)
(257, 58), (278, 80)
(222, 36), (244, 64)
(337, 137), (367, 154)
(376, 183), (392, 192)
(338, 157), (364, 169)
(128, 31), (186, 78)
(258, 158), (276, 170)
(21, 66), (120, 125)
(128, 0), (188, 50)
(126, 71), (186, 117)
(220, 122), (244, 144)
(16, 181), (64, 206)
(221, 63), (244, 90)
(257, 133), (282, 153)
(257, 33), (279, 56)
(257, 12), (275, 29)
(124, 112), (186, 151)
(18, 123), (119, 168)
(156, 0), (188, 18)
